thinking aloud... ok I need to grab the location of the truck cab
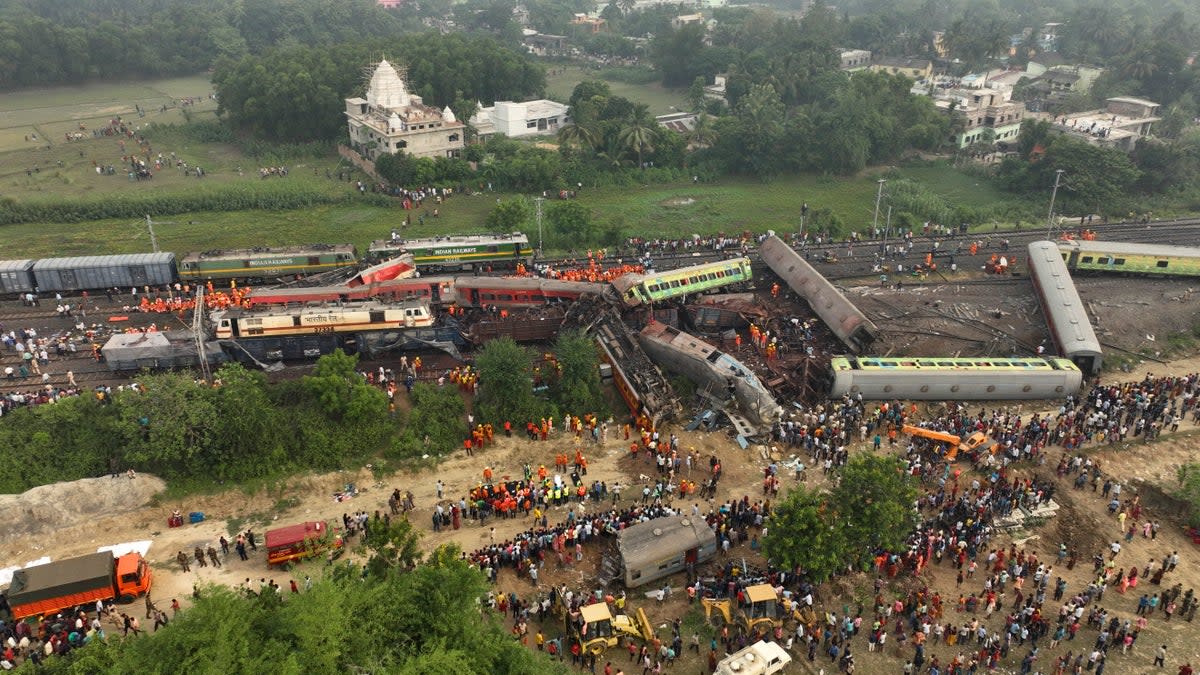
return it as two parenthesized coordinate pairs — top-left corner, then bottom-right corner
(114, 552), (152, 602)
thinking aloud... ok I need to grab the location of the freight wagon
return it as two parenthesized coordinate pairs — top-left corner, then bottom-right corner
(31, 253), (177, 292)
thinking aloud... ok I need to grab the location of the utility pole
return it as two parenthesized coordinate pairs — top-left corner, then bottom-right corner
(145, 215), (159, 253)
(192, 286), (211, 383)
(872, 179), (886, 238)
(1045, 169), (1065, 239)
(534, 197), (544, 258)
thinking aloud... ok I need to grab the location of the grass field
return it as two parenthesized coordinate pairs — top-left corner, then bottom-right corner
(0, 165), (1026, 259)
(0, 72), (1035, 260)
(544, 66), (689, 114)
(0, 74), (216, 153)
(0, 75), (358, 204)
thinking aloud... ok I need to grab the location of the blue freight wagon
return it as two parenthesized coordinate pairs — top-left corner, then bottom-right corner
(31, 253), (177, 292)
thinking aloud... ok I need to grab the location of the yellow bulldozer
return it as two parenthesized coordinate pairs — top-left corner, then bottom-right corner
(701, 583), (783, 635)
(571, 602), (656, 656)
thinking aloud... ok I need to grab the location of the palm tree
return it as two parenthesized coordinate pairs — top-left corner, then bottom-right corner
(557, 122), (598, 152)
(596, 136), (632, 169)
(619, 104), (658, 169)
(1123, 48), (1159, 81)
(688, 112), (718, 148)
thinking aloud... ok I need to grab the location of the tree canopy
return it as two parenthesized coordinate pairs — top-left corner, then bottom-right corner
(474, 337), (552, 425)
(0, 354), (438, 494)
(213, 35), (544, 142)
(0, 0), (407, 89)
(763, 453), (918, 579)
(31, 547), (566, 674)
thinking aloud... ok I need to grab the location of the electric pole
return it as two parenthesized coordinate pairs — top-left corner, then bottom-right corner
(534, 197), (544, 258)
(145, 215), (159, 253)
(872, 179), (886, 238)
(193, 286), (211, 383)
(1045, 169), (1065, 239)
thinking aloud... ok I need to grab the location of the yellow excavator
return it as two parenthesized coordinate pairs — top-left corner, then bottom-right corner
(701, 583), (783, 635)
(572, 602), (656, 656)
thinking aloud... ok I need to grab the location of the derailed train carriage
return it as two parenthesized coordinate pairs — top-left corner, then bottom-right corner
(827, 356), (1083, 400)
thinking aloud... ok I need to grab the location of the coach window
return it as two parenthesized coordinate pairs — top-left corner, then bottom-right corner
(1098, 256), (1112, 264)
(500, 294), (513, 301)
(1081, 256), (1093, 263)
(487, 246), (499, 252)
(1157, 260), (1169, 268)
(669, 281), (680, 288)
(1114, 258), (1126, 265)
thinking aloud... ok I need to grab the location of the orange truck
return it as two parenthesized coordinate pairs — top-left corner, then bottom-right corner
(901, 425), (996, 462)
(265, 521), (343, 567)
(3, 552), (151, 620)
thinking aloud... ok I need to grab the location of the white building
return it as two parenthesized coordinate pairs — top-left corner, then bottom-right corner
(469, 100), (571, 140)
(344, 60), (465, 160)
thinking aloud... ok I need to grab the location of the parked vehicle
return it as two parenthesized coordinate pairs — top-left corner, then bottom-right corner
(3, 552), (151, 620)
(265, 521), (342, 567)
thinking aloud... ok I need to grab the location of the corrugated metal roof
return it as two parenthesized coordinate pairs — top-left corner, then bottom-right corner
(32, 252), (175, 270)
(0, 259), (34, 272)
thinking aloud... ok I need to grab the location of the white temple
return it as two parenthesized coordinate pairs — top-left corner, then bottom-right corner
(345, 60), (465, 160)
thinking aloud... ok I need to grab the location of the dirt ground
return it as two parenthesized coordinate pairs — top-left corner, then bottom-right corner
(848, 273), (1200, 362)
(4, 289), (1200, 672)
(4, 353), (1200, 674)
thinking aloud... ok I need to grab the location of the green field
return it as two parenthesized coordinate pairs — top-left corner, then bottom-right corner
(0, 72), (1032, 260)
(0, 165), (1025, 259)
(0, 74), (216, 153)
(545, 66), (689, 114)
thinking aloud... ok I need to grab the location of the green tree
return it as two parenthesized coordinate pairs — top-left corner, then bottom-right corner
(115, 372), (218, 478)
(831, 454), (918, 567)
(391, 383), (466, 459)
(687, 75), (708, 112)
(762, 486), (848, 582)
(475, 337), (550, 424)
(208, 363), (287, 480)
(618, 104), (659, 169)
(361, 515), (423, 576)
(1177, 463), (1200, 527)
(713, 83), (785, 176)
(688, 112), (719, 147)
(486, 197), (532, 230)
(557, 121), (599, 152)
(550, 330), (608, 416)
(301, 351), (388, 424)
(375, 151), (420, 186)
(547, 200), (595, 241)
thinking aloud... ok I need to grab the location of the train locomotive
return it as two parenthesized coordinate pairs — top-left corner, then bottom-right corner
(368, 232), (533, 271)
(179, 244), (357, 281)
(211, 300), (461, 363)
